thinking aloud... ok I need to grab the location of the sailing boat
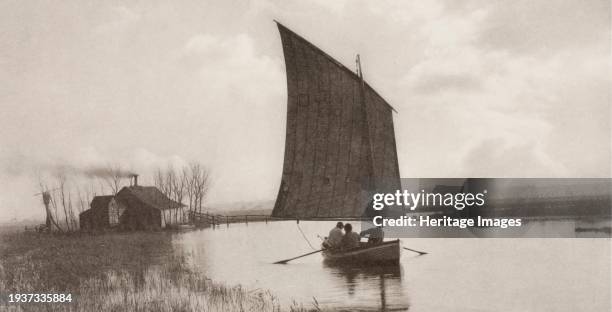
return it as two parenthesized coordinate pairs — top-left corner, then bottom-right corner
(272, 22), (402, 264)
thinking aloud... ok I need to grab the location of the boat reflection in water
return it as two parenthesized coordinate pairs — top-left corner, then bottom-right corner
(175, 220), (610, 311)
(323, 261), (409, 311)
(175, 221), (413, 311)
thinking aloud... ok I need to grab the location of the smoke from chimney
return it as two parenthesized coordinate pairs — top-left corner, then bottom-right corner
(84, 167), (135, 179)
(48, 164), (135, 179)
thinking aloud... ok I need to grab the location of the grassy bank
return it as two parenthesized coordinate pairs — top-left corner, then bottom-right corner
(0, 230), (314, 311)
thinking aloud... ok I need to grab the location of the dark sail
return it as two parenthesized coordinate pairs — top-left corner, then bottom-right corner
(272, 22), (401, 219)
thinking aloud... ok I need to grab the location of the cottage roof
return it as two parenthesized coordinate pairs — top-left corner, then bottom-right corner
(79, 208), (94, 217)
(118, 186), (184, 210)
(90, 195), (114, 211)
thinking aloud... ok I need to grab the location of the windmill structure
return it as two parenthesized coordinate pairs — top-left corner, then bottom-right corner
(33, 188), (63, 232)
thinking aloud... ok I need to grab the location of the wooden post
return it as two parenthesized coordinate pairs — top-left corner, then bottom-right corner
(245, 215), (248, 224)
(226, 216), (229, 226)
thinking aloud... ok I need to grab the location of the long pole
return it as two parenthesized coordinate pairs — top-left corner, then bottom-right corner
(274, 249), (325, 264)
(403, 247), (428, 255)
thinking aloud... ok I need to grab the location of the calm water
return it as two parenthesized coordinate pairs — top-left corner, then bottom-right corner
(173, 221), (611, 311)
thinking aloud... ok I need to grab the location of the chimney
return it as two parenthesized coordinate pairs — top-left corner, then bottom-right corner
(132, 174), (139, 187)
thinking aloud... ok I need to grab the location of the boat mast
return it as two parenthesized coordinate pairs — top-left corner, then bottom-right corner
(356, 54), (363, 80)
(356, 54), (377, 196)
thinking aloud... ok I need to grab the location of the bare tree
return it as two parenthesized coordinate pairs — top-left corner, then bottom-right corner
(154, 167), (170, 226)
(53, 174), (80, 232)
(188, 162), (211, 215)
(67, 192), (78, 231)
(102, 163), (127, 195)
(48, 189), (61, 231)
(154, 162), (211, 224)
(57, 173), (72, 231)
(154, 167), (170, 196)
(185, 167), (196, 213)
(171, 169), (186, 223)
(75, 183), (94, 214)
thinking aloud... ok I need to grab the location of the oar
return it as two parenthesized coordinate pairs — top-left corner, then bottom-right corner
(274, 249), (325, 264)
(403, 247), (428, 256)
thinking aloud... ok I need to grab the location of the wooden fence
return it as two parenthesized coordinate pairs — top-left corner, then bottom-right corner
(188, 211), (370, 228)
(189, 211), (275, 227)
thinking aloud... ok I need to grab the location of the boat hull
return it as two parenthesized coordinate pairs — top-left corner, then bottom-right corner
(322, 239), (401, 265)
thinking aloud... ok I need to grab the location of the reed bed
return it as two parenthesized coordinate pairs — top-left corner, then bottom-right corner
(0, 231), (316, 312)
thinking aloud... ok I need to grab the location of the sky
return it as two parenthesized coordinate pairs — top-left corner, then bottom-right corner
(1, 0), (610, 221)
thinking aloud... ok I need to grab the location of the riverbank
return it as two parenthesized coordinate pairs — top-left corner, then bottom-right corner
(0, 230), (315, 311)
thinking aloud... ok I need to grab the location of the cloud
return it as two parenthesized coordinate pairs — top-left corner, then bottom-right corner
(410, 73), (482, 94)
(394, 2), (488, 95)
(162, 32), (286, 203)
(94, 6), (141, 34)
(180, 33), (284, 103)
(0, 0), (609, 222)
(461, 138), (569, 177)
(476, 0), (610, 54)
(125, 148), (189, 175)
(390, 0), (610, 178)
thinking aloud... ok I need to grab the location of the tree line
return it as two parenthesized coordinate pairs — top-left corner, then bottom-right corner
(154, 163), (211, 226)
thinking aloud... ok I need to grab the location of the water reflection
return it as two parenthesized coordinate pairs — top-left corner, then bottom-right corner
(174, 221), (411, 310)
(173, 220), (610, 311)
(323, 263), (407, 311)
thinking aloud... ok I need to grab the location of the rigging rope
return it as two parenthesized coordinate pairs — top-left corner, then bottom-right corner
(296, 222), (317, 250)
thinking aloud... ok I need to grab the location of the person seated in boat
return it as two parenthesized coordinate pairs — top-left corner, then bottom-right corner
(341, 223), (361, 249)
(322, 222), (344, 249)
(360, 226), (384, 245)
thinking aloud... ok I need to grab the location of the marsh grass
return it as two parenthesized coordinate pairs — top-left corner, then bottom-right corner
(0, 231), (316, 312)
